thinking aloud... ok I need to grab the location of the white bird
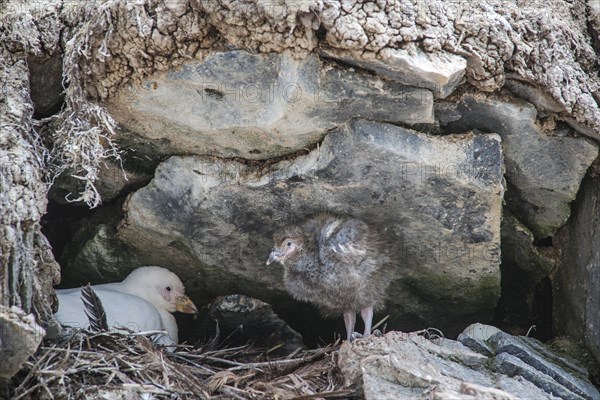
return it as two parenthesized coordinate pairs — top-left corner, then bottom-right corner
(54, 266), (197, 345)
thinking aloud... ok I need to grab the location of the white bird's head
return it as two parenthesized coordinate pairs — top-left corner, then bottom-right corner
(122, 266), (198, 315)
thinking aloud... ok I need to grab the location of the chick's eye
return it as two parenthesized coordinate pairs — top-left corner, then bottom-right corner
(166, 286), (172, 292)
(286, 241), (293, 247)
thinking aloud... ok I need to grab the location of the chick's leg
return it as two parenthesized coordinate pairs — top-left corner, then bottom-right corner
(343, 311), (357, 341)
(360, 306), (373, 338)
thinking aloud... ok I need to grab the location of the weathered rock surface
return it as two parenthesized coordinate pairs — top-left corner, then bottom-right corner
(106, 51), (434, 160)
(38, 0), (597, 138)
(457, 322), (499, 357)
(503, 78), (565, 114)
(0, 306), (45, 379)
(197, 294), (305, 355)
(61, 120), (503, 337)
(321, 45), (466, 98)
(339, 326), (600, 400)
(436, 94), (598, 239)
(488, 332), (599, 400)
(0, 47), (61, 325)
(554, 170), (600, 366)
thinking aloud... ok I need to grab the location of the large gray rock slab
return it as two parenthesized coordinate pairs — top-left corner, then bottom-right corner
(554, 171), (600, 366)
(321, 45), (466, 98)
(61, 120), (503, 337)
(106, 51), (434, 160)
(488, 332), (599, 400)
(436, 94), (598, 239)
(338, 330), (570, 400)
(339, 326), (599, 400)
(492, 353), (584, 400)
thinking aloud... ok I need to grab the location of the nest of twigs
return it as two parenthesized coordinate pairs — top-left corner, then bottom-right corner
(11, 330), (353, 400)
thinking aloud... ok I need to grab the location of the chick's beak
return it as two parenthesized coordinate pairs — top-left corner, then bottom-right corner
(176, 295), (198, 314)
(266, 249), (282, 265)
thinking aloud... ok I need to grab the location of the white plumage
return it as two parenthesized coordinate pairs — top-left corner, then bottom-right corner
(54, 266), (197, 345)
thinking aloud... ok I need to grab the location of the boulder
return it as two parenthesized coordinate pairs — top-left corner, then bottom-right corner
(197, 294), (305, 355)
(436, 94), (598, 239)
(488, 332), (598, 400)
(457, 322), (499, 357)
(338, 326), (600, 400)
(105, 51), (434, 160)
(321, 45), (466, 98)
(0, 306), (45, 379)
(553, 171), (600, 366)
(61, 119), (504, 338)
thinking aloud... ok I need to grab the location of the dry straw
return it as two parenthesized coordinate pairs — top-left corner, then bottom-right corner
(11, 330), (353, 400)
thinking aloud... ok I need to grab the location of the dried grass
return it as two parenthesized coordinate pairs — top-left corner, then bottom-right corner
(11, 330), (353, 400)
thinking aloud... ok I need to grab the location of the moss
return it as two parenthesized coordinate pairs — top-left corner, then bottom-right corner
(549, 337), (600, 388)
(165, 239), (196, 260)
(405, 272), (499, 309)
(393, 271), (500, 336)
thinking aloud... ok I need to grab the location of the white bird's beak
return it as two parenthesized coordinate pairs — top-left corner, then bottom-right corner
(176, 295), (198, 314)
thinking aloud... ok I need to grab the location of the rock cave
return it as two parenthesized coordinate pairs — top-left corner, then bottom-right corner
(1, 0), (600, 398)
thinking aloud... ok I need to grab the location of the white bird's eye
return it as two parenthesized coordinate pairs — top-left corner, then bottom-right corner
(166, 286), (172, 292)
